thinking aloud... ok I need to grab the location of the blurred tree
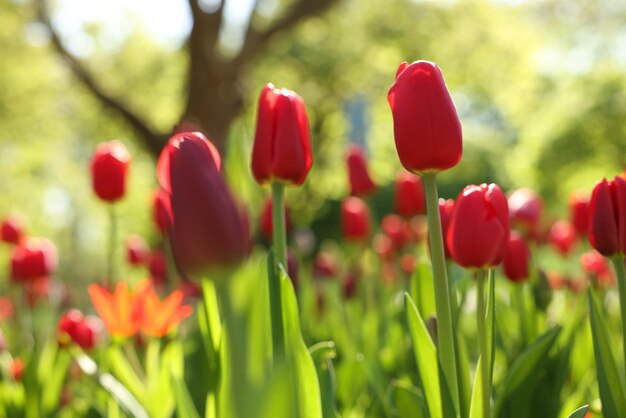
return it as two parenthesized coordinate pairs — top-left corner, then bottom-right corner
(36, 0), (341, 156)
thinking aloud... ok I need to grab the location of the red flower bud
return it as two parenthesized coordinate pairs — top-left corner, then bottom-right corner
(547, 220), (578, 256)
(569, 192), (590, 236)
(381, 214), (411, 250)
(1, 214), (25, 244)
(589, 177), (626, 257)
(251, 84), (313, 186)
(152, 189), (171, 235)
(11, 238), (57, 282)
(157, 132), (249, 276)
(373, 234), (394, 262)
(58, 309), (100, 350)
(438, 198), (455, 258)
(508, 188), (543, 237)
(24, 276), (50, 307)
(503, 232), (530, 282)
(148, 249), (168, 286)
(260, 196), (291, 240)
(342, 269), (359, 299)
(447, 184), (509, 269)
(394, 172), (425, 217)
(341, 197), (371, 242)
(388, 61), (462, 174)
(126, 235), (149, 266)
(313, 251), (338, 279)
(580, 250), (613, 285)
(90, 140), (131, 203)
(346, 144), (376, 196)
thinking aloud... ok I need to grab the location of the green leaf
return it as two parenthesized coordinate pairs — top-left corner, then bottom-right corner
(566, 405), (589, 418)
(171, 370), (201, 418)
(587, 289), (626, 418)
(410, 261), (436, 319)
(309, 342), (338, 418)
(404, 293), (442, 418)
(469, 356), (484, 418)
(279, 266), (323, 418)
(486, 269), (496, 378)
(107, 346), (147, 404)
(389, 381), (428, 418)
(200, 279), (222, 370)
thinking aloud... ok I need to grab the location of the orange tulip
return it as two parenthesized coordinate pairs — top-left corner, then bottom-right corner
(138, 286), (193, 337)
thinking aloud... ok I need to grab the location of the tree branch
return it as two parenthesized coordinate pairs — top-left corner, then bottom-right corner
(36, 0), (164, 157)
(236, 0), (340, 66)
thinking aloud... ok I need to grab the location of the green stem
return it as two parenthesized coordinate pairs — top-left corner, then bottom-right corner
(107, 204), (118, 287)
(515, 283), (528, 345)
(422, 172), (460, 413)
(269, 182), (287, 363)
(475, 270), (491, 418)
(611, 256), (626, 386)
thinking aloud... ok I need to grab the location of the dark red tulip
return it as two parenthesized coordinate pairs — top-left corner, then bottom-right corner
(148, 249), (168, 286)
(569, 192), (590, 236)
(58, 309), (100, 350)
(548, 220), (578, 256)
(388, 61), (462, 174)
(438, 198), (455, 258)
(342, 269), (359, 299)
(11, 238), (57, 282)
(313, 251), (338, 279)
(588, 177), (626, 257)
(394, 172), (425, 217)
(260, 196), (291, 240)
(251, 83), (313, 186)
(341, 196), (371, 242)
(508, 188), (543, 237)
(346, 144), (376, 196)
(381, 214), (411, 250)
(126, 235), (149, 266)
(152, 189), (171, 234)
(503, 232), (530, 282)
(1, 214), (24, 244)
(447, 184), (509, 269)
(90, 140), (131, 203)
(157, 132), (249, 276)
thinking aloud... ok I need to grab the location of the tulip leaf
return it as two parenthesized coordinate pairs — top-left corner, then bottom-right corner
(486, 269), (496, 378)
(410, 261), (436, 318)
(404, 292), (442, 418)
(171, 369), (201, 418)
(469, 356), (484, 418)
(389, 381), (428, 418)
(309, 341), (339, 418)
(107, 346), (147, 404)
(200, 279), (222, 369)
(279, 266), (323, 418)
(587, 289), (626, 418)
(494, 326), (561, 417)
(566, 405), (589, 418)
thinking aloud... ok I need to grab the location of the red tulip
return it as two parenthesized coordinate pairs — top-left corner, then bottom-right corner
(251, 83), (313, 186)
(11, 238), (57, 281)
(24, 276), (50, 307)
(503, 232), (530, 282)
(438, 198), (455, 258)
(373, 234), (394, 262)
(58, 310), (100, 350)
(260, 196), (291, 240)
(1, 214), (24, 244)
(152, 189), (171, 234)
(388, 61), (462, 174)
(313, 251), (338, 279)
(148, 249), (168, 286)
(346, 144), (376, 196)
(126, 235), (149, 266)
(447, 184), (509, 269)
(580, 250), (613, 284)
(589, 177), (626, 257)
(90, 140), (131, 203)
(342, 269), (359, 299)
(508, 188), (543, 237)
(569, 192), (590, 236)
(547, 220), (578, 256)
(394, 172), (425, 217)
(157, 132), (249, 276)
(341, 196), (371, 242)
(381, 214), (411, 250)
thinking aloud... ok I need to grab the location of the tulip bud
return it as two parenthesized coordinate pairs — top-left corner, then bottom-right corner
(346, 144), (376, 196)
(148, 249), (168, 286)
(90, 140), (131, 203)
(388, 61), (462, 174)
(394, 172), (425, 217)
(589, 177), (626, 257)
(342, 269), (359, 299)
(447, 184), (509, 269)
(260, 196), (291, 240)
(547, 220), (578, 256)
(152, 189), (171, 235)
(11, 238), (57, 282)
(580, 250), (613, 286)
(157, 132), (249, 276)
(373, 234), (394, 262)
(438, 199), (455, 258)
(381, 214), (411, 250)
(58, 310), (100, 350)
(24, 276), (50, 307)
(503, 232), (531, 282)
(569, 192), (590, 236)
(313, 251), (338, 279)
(508, 188), (543, 237)
(126, 235), (149, 266)
(341, 196), (371, 242)
(251, 83), (313, 186)
(1, 214), (25, 244)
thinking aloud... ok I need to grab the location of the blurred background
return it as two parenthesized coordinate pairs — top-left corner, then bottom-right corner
(1, 0), (626, 289)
